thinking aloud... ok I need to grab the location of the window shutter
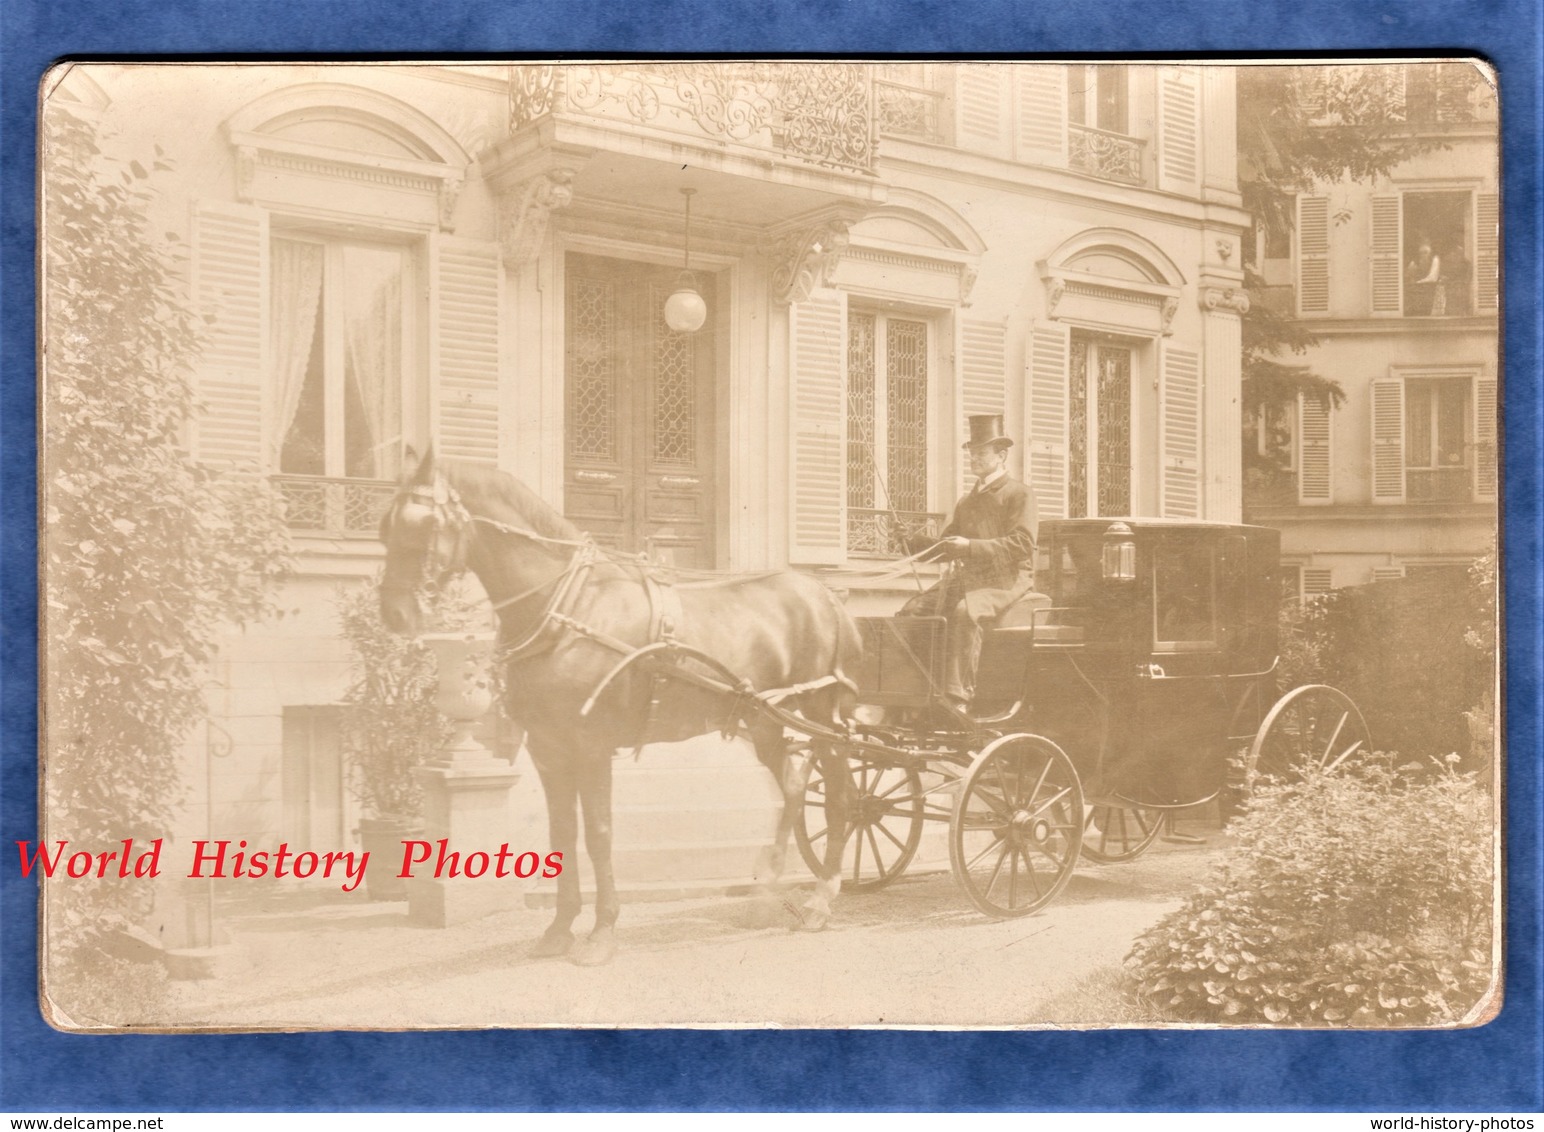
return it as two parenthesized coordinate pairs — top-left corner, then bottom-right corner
(960, 318), (1007, 493)
(1158, 344), (1201, 518)
(1297, 392), (1333, 504)
(1371, 377), (1406, 503)
(1296, 195), (1330, 315)
(1475, 192), (1499, 311)
(1473, 375), (1498, 501)
(1302, 567), (1334, 596)
(432, 235), (503, 466)
(954, 65), (1010, 157)
(1015, 65), (1067, 166)
(1370, 193), (1403, 315)
(788, 291), (847, 565)
(1026, 320), (1070, 521)
(1156, 66), (1200, 196)
(1371, 565), (1405, 584)
(190, 200), (268, 467)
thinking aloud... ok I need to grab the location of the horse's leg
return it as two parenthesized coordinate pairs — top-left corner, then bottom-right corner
(800, 741), (849, 931)
(569, 748), (619, 967)
(529, 742), (580, 959)
(747, 726), (805, 928)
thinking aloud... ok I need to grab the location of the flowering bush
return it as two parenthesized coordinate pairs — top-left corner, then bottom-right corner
(1126, 755), (1494, 1026)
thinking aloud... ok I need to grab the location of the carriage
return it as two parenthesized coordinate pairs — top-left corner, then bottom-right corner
(790, 517), (1372, 918)
(381, 455), (1373, 960)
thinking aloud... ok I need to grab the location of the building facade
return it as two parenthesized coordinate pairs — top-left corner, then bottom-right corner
(1243, 63), (1499, 597)
(52, 62), (1251, 887)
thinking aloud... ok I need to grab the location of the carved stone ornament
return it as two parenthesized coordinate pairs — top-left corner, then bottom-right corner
(497, 167), (576, 266)
(1046, 278), (1067, 317)
(1161, 295), (1181, 333)
(770, 219), (852, 305)
(437, 177), (463, 232)
(235, 145), (258, 202)
(1215, 237), (1233, 263)
(959, 263), (979, 306)
(1200, 286), (1250, 315)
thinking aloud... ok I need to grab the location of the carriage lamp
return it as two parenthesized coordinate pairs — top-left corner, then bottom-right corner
(1101, 521), (1137, 582)
(664, 189), (708, 334)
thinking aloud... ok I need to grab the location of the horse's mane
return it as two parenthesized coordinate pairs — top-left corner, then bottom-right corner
(440, 459), (585, 544)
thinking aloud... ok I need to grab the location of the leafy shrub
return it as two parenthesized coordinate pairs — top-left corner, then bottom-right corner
(42, 105), (290, 981)
(1126, 755), (1494, 1026)
(337, 578), (494, 821)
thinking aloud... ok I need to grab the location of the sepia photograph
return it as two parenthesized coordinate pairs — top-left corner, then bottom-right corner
(37, 59), (1501, 1032)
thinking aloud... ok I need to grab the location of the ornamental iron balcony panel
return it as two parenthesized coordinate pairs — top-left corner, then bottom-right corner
(1067, 123), (1146, 186)
(875, 77), (944, 142)
(275, 476), (397, 538)
(847, 508), (944, 559)
(509, 62), (876, 174)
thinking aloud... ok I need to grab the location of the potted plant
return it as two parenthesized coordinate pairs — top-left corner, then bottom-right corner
(336, 578), (485, 900)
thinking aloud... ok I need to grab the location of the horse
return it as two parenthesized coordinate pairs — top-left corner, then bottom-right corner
(378, 448), (863, 965)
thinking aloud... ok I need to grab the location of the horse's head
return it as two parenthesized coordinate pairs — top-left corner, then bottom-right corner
(378, 447), (472, 634)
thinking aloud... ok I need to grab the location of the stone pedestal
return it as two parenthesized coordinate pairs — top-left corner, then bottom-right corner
(407, 633), (522, 928)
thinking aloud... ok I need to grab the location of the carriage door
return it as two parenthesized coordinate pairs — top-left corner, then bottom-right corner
(563, 252), (718, 568)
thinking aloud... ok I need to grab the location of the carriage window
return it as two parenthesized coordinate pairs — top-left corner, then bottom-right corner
(1153, 542), (1217, 651)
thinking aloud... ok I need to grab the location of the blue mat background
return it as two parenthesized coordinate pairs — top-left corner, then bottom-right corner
(1, 0), (1539, 1112)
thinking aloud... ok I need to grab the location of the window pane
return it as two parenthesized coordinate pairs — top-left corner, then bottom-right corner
(1068, 342), (1089, 518)
(1154, 541), (1217, 648)
(846, 311), (877, 511)
(1435, 380), (1467, 466)
(1096, 344), (1132, 515)
(886, 318), (928, 513)
(273, 238), (326, 475)
(1405, 381), (1434, 467)
(340, 245), (404, 480)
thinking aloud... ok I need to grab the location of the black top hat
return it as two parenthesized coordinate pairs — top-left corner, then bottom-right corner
(962, 413), (1013, 450)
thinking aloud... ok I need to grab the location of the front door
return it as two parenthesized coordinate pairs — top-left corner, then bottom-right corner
(563, 252), (718, 568)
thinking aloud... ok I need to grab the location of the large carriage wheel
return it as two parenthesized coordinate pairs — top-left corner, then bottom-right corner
(1080, 800), (1165, 863)
(794, 754), (925, 893)
(1248, 684), (1372, 785)
(949, 734), (1083, 918)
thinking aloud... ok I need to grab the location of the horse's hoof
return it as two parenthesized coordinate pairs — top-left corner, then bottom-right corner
(569, 928), (617, 967)
(792, 905), (831, 932)
(530, 928), (575, 959)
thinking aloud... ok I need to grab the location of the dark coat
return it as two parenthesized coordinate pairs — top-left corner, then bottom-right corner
(904, 474), (1039, 621)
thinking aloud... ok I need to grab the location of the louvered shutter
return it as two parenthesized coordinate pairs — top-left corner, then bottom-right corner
(1371, 378), (1406, 503)
(1371, 565), (1405, 584)
(1473, 375), (1497, 501)
(1297, 195), (1330, 315)
(190, 200), (268, 467)
(1302, 567), (1334, 596)
(431, 235), (503, 465)
(1015, 65), (1067, 166)
(1370, 193), (1403, 315)
(1475, 192), (1499, 311)
(960, 318), (1007, 492)
(1026, 321), (1070, 521)
(1156, 66), (1200, 196)
(954, 65), (1010, 158)
(1297, 392), (1333, 504)
(788, 291), (847, 564)
(1158, 344), (1201, 518)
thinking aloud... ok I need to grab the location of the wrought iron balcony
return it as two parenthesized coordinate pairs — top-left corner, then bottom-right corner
(875, 76), (944, 143)
(274, 475), (396, 538)
(1067, 122), (1146, 186)
(509, 62), (876, 175)
(847, 508), (945, 559)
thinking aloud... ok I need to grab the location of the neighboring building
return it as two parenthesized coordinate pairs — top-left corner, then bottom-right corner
(51, 63), (1250, 887)
(1243, 63), (1499, 599)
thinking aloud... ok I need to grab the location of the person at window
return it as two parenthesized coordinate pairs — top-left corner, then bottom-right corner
(900, 414), (1038, 716)
(1406, 237), (1444, 316)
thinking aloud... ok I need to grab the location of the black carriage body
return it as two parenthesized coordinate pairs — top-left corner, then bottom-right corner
(858, 518), (1282, 808)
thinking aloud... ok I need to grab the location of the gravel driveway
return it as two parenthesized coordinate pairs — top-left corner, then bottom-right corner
(162, 830), (1222, 1030)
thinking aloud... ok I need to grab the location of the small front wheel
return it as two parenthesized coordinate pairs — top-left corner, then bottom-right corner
(1080, 800), (1165, 863)
(795, 755), (925, 892)
(949, 734), (1083, 918)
